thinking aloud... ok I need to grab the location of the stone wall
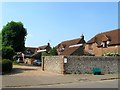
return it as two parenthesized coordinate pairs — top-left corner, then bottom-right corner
(42, 56), (64, 74)
(42, 56), (119, 74)
(64, 56), (119, 74)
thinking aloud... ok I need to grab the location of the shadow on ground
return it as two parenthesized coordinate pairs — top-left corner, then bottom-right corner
(3, 67), (38, 75)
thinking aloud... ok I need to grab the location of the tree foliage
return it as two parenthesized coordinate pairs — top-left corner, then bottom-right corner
(0, 32), (2, 50)
(2, 21), (27, 52)
(48, 47), (58, 55)
(42, 47), (58, 56)
(2, 46), (15, 60)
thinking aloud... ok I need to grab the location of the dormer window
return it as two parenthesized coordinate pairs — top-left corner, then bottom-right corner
(106, 41), (110, 45)
(101, 40), (110, 48)
(101, 41), (107, 47)
(62, 48), (65, 50)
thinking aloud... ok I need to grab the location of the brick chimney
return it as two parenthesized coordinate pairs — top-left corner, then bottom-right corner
(80, 34), (84, 39)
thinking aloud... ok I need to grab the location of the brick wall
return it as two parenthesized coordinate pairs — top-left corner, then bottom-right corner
(42, 56), (119, 74)
(85, 43), (120, 56)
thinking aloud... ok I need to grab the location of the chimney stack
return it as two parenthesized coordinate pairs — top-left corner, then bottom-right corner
(81, 34), (84, 39)
(48, 43), (50, 46)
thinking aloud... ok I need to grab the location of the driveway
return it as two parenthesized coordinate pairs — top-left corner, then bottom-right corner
(2, 65), (119, 88)
(7, 65), (62, 76)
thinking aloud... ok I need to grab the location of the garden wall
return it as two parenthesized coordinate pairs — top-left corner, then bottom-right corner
(64, 56), (119, 74)
(42, 56), (64, 74)
(42, 56), (119, 74)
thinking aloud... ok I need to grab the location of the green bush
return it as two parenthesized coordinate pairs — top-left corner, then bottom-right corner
(2, 46), (15, 60)
(103, 52), (120, 56)
(2, 59), (13, 73)
(48, 47), (58, 56)
(42, 47), (58, 56)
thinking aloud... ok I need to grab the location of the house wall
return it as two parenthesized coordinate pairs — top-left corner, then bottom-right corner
(42, 56), (119, 74)
(42, 56), (64, 74)
(24, 58), (33, 64)
(85, 43), (120, 56)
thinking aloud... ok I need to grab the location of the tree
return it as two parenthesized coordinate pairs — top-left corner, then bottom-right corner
(49, 47), (58, 55)
(0, 32), (2, 50)
(42, 47), (58, 56)
(2, 46), (15, 60)
(2, 21), (27, 52)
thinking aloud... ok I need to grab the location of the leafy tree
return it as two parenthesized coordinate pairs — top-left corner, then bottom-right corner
(0, 32), (2, 50)
(0, 32), (2, 59)
(2, 21), (27, 52)
(48, 47), (58, 55)
(2, 46), (15, 60)
(42, 47), (58, 56)
(42, 52), (49, 56)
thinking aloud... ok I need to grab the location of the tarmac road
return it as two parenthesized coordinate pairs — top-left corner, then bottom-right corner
(24, 80), (119, 88)
(2, 65), (119, 88)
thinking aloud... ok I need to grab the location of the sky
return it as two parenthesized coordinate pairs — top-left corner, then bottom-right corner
(1, 2), (118, 47)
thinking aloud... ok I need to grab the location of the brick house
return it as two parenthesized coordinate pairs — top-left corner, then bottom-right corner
(25, 47), (37, 57)
(37, 43), (51, 53)
(85, 29), (120, 56)
(32, 43), (51, 60)
(56, 35), (86, 56)
(24, 47), (37, 64)
(24, 43), (51, 64)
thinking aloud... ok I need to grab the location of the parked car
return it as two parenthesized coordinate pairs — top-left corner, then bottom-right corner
(16, 57), (24, 63)
(33, 59), (41, 66)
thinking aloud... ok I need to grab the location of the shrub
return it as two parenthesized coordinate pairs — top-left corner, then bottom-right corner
(42, 52), (49, 56)
(2, 46), (15, 60)
(42, 47), (58, 56)
(103, 52), (120, 56)
(48, 47), (58, 56)
(2, 59), (13, 73)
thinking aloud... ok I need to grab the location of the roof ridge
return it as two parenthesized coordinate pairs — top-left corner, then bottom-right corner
(98, 29), (119, 35)
(61, 37), (82, 43)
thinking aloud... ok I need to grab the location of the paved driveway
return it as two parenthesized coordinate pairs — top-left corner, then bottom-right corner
(2, 65), (119, 88)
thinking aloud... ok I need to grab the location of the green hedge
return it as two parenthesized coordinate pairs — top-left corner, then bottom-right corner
(2, 59), (13, 73)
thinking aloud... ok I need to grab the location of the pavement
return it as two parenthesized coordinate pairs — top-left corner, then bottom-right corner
(2, 65), (119, 88)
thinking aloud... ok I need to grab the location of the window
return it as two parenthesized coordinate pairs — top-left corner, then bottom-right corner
(88, 44), (93, 50)
(101, 41), (108, 48)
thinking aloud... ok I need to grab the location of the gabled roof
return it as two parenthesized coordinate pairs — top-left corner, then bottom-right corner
(38, 45), (48, 50)
(25, 47), (37, 53)
(56, 36), (85, 55)
(86, 29), (120, 46)
(60, 47), (80, 55)
(38, 43), (51, 50)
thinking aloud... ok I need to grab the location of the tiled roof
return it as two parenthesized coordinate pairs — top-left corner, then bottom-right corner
(86, 29), (120, 46)
(56, 36), (85, 55)
(38, 45), (48, 50)
(60, 47), (80, 55)
(26, 47), (37, 53)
